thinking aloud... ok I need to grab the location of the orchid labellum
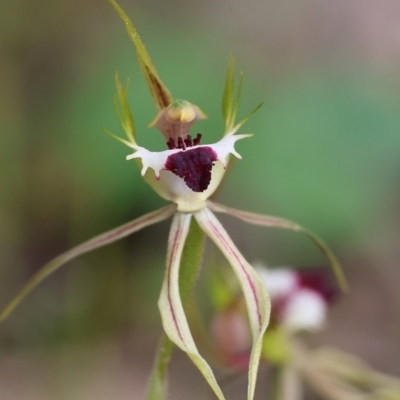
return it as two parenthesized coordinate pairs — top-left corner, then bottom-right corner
(0, 1), (347, 399)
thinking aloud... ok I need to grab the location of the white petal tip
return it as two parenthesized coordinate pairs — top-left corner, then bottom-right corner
(232, 151), (242, 159)
(140, 167), (148, 176)
(283, 289), (327, 331)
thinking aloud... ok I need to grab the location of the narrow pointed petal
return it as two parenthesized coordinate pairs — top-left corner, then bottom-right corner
(146, 218), (205, 400)
(104, 128), (137, 150)
(114, 73), (137, 144)
(0, 205), (176, 323)
(158, 212), (226, 400)
(108, 0), (173, 110)
(231, 71), (244, 131)
(222, 54), (236, 134)
(221, 55), (263, 136)
(195, 208), (270, 400)
(207, 201), (349, 292)
(231, 101), (264, 135)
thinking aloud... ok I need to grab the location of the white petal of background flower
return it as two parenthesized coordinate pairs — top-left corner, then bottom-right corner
(282, 289), (327, 332)
(254, 265), (298, 299)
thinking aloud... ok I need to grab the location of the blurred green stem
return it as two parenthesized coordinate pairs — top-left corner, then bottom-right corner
(145, 218), (205, 400)
(145, 334), (174, 400)
(270, 365), (283, 400)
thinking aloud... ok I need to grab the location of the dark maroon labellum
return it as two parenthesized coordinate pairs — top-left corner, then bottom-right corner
(165, 146), (218, 192)
(297, 269), (337, 302)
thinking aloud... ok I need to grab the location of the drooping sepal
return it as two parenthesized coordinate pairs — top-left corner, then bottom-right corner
(145, 218), (206, 400)
(158, 212), (226, 400)
(195, 208), (271, 400)
(0, 205), (176, 322)
(208, 201), (349, 292)
(108, 0), (173, 111)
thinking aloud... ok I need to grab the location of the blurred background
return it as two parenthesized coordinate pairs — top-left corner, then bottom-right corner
(0, 0), (399, 398)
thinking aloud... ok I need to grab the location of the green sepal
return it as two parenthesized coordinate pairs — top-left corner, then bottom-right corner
(207, 201), (349, 292)
(221, 55), (263, 135)
(232, 101), (264, 134)
(104, 128), (135, 149)
(108, 0), (173, 111)
(230, 71), (244, 129)
(114, 72), (137, 145)
(300, 228), (349, 292)
(0, 206), (176, 323)
(222, 54), (235, 133)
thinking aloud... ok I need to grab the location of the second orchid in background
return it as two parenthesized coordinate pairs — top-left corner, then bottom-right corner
(210, 263), (400, 400)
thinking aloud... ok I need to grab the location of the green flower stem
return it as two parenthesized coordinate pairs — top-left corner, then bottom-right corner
(145, 334), (174, 400)
(269, 366), (283, 400)
(145, 218), (205, 400)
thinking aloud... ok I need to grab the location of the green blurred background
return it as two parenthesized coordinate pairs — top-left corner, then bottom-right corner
(1, 0), (399, 398)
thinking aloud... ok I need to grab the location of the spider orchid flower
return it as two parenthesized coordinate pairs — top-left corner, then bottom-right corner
(255, 267), (400, 400)
(0, 1), (347, 400)
(209, 265), (337, 370)
(254, 265), (336, 333)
